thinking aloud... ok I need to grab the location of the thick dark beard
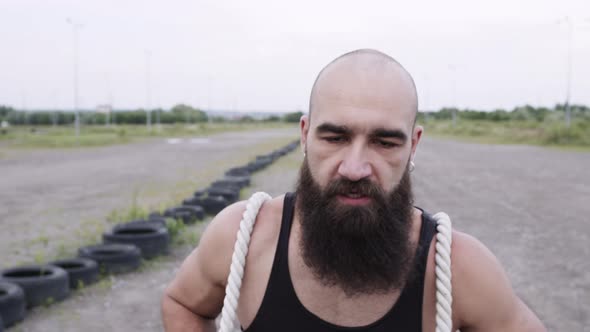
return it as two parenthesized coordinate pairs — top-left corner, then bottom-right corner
(296, 159), (415, 296)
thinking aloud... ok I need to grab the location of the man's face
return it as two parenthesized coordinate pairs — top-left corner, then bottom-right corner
(296, 76), (423, 295)
(295, 52), (424, 294)
(300, 81), (422, 199)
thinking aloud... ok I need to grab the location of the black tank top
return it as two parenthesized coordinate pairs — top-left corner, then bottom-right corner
(243, 192), (437, 332)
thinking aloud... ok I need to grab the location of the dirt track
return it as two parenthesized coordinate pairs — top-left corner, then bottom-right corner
(0, 128), (298, 269)
(2, 134), (589, 331)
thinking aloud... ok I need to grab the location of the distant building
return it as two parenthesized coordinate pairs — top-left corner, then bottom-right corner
(96, 104), (112, 113)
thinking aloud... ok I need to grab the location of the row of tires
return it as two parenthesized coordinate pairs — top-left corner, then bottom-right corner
(0, 139), (300, 330)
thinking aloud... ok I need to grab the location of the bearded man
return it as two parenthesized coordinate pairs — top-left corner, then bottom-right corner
(161, 49), (546, 331)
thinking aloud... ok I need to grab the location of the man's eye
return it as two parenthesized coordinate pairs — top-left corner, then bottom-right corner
(375, 140), (399, 148)
(324, 136), (346, 143)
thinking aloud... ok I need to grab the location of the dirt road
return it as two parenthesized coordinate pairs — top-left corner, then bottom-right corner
(4, 136), (589, 331)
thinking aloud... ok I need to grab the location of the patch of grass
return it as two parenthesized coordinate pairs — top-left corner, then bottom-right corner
(2, 122), (292, 149)
(33, 251), (46, 264)
(43, 296), (55, 307)
(422, 119), (590, 150)
(94, 276), (114, 292)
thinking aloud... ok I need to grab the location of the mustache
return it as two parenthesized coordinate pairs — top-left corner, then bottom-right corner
(324, 178), (384, 199)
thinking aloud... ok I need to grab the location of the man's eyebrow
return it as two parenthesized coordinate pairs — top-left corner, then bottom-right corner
(315, 123), (350, 135)
(372, 128), (408, 142)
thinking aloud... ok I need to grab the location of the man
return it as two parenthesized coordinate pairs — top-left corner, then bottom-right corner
(161, 49), (546, 331)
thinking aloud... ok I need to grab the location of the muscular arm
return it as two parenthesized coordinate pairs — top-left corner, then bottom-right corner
(452, 232), (546, 332)
(161, 201), (247, 331)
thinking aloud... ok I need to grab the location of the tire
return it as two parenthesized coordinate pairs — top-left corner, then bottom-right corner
(225, 167), (250, 177)
(166, 206), (204, 223)
(212, 175), (250, 188)
(207, 186), (239, 203)
(194, 189), (207, 197)
(174, 206), (205, 221)
(201, 195), (229, 214)
(48, 258), (99, 289)
(117, 218), (166, 230)
(103, 224), (169, 259)
(148, 211), (163, 219)
(78, 244), (141, 274)
(0, 281), (26, 327)
(245, 161), (261, 172)
(0, 265), (69, 308)
(182, 196), (203, 208)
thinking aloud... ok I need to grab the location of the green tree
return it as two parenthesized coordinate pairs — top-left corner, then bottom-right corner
(283, 111), (304, 123)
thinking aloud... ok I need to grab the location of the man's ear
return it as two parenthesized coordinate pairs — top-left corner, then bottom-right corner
(410, 125), (423, 161)
(300, 114), (309, 154)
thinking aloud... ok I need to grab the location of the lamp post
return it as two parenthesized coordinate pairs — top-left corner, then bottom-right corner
(66, 18), (83, 139)
(448, 64), (457, 127)
(145, 50), (152, 132)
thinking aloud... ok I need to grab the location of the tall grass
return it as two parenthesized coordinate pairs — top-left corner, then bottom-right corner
(422, 119), (590, 148)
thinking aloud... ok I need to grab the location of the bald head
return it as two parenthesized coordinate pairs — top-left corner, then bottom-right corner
(309, 49), (418, 125)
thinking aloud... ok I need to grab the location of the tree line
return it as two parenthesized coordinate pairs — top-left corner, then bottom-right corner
(417, 104), (590, 123)
(2, 103), (589, 126)
(0, 104), (305, 126)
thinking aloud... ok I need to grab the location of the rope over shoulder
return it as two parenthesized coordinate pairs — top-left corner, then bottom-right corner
(219, 192), (272, 332)
(432, 212), (453, 332)
(218, 192), (453, 332)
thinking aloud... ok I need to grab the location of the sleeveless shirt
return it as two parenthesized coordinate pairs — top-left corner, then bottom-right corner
(243, 192), (437, 332)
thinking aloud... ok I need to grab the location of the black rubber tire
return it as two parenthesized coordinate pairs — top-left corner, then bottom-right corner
(206, 186), (239, 203)
(225, 166), (250, 177)
(165, 206), (204, 223)
(201, 195), (229, 214)
(182, 196), (203, 208)
(0, 265), (69, 308)
(78, 244), (142, 274)
(148, 211), (162, 219)
(212, 175), (250, 188)
(0, 281), (26, 327)
(48, 258), (99, 289)
(173, 206), (205, 221)
(103, 224), (169, 259)
(194, 189), (207, 197)
(245, 161), (260, 172)
(117, 218), (166, 230)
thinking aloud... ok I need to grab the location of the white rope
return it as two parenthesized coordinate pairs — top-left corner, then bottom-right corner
(432, 212), (453, 332)
(219, 192), (271, 332)
(218, 192), (453, 332)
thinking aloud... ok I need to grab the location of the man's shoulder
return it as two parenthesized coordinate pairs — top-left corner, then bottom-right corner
(445, 230), (522, 328)
(204, 193), (287, 247)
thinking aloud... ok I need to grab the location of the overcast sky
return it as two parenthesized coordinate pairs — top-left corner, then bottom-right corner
(1, 0), (589, 112)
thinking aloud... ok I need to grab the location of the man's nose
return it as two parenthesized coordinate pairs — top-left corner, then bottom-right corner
(337, 145), (372, 182)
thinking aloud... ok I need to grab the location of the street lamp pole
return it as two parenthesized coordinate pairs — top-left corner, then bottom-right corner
(449, 64), (457, 127)
(145, 50), (152, 132)
(66, 18), (83, 139)
(564, 17), (573, 128)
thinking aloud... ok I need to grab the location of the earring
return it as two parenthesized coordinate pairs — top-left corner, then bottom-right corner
(409, 161), (415, 172)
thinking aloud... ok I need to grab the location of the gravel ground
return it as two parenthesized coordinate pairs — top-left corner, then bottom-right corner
(0, 128), (298, 269)
(3, 135), (589, 331)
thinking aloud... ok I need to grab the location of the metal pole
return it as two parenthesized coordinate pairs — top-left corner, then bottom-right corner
(67, 19), (82, 139)
(449, 65), (457, 127)
(565, 17), (573, 128)
(145, 50), (152, 132)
